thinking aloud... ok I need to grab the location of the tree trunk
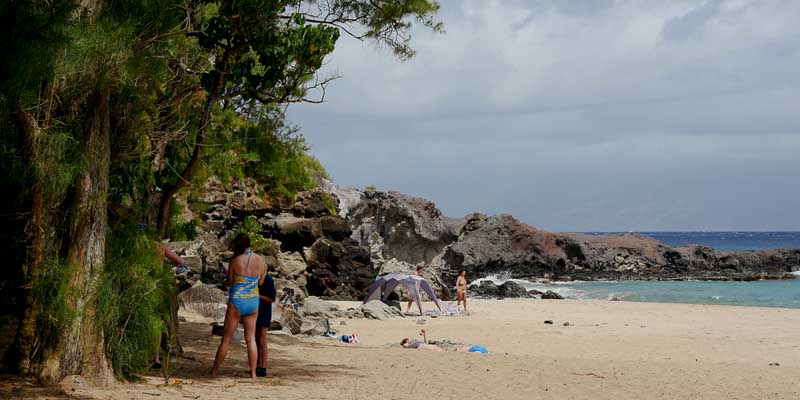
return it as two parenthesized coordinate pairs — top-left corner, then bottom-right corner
(12, 108), (51, 374)
(39, 88), (114, 384)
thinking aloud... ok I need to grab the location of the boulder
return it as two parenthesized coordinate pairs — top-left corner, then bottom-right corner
(360, 300), (403, 320)
(349, 191), (458, 266)
(167, 240), (203, 257)
(344, 308), (365, 319)
(181, 254), (203, 274)
(470, 280), (532, 298)
(318, 215), (351, 241)
(299, 318), (329, 336)
(275, 251), (307, 279)
(541, 290), (565, 300)
(302, 296), (341, 318)
(281, 307), (304, 334)
(291, 189), (336, 217)
(269, 320), (283, 331)
(275, 278), (307, 304)
(319, 181), (364, 218)
(305, 238), (374, 300)
(178, 282), (227, 320)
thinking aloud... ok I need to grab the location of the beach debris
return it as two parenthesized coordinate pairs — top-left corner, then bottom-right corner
(769, 362), (780, 366)
(571, 372), (605, 379)
(563, 322), (570, 326)
(416, 318), (427, 325)
(340, 333), (360, 343)
(544, 320), (554, 324)
(340, 320), (347, 326)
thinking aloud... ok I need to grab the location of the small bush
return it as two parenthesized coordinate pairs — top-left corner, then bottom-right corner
(233, 215), (277, 254)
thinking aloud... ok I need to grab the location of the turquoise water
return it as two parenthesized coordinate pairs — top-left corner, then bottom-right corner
(476, 275), (800, 309)
(564, 279), (800, 309)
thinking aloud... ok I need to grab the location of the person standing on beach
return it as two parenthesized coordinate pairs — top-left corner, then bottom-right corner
(456, 270), (468, 312)
(406, 264), (424, 314)
(255, 272), (276, 377)
(210, 234), (265, 379)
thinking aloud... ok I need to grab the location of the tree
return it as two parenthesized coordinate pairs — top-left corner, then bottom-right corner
(155, 0), (443, 237)
(2, 0), (441, 383)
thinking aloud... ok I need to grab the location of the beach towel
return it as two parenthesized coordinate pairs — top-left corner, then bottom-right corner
(467, 345), (489, 354)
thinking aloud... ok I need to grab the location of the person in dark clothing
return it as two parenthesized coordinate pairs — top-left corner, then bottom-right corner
(255, 273), (276, 377)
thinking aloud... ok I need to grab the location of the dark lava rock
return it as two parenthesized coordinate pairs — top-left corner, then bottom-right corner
(436, 213), (800, 282)
(291, 189), (336, 218)
(541, 290), (565, 300)
(470, 280), (533, 299)
(305, 238), (374, 300)
(438, 214), (569, 283)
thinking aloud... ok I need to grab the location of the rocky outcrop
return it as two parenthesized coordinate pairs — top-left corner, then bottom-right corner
(436, 214), (799, 282)
(349, 190), (458, 266)
(434, 214), (564, 283)
(178, 178), (799, 308)
(469, 280), (534, 299)
(305, 238), (374, 300)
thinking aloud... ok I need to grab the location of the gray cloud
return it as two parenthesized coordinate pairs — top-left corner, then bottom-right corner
(661, 0), (722, 42)
(288, 0), (800, 231)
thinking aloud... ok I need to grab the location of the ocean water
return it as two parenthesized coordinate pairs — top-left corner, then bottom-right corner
(469, 232), (800, 308)
(584, 231), (800, 251)
(473, 275), (800, 309)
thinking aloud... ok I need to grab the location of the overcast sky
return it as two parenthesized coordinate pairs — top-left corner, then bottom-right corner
(288, 0), (800, 232)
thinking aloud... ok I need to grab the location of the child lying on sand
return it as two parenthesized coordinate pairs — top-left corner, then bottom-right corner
(400, 330), (489, 354)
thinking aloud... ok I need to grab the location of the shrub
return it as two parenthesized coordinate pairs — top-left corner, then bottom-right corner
(95, 225), (173, 379)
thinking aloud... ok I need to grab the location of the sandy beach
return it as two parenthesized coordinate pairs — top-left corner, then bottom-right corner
(4, 299), (799, 400)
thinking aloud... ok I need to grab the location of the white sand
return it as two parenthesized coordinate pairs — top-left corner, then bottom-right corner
(33, 300), (800, 399)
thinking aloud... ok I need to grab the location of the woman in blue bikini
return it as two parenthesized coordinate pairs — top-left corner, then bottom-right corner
(211, 234), (266, 378)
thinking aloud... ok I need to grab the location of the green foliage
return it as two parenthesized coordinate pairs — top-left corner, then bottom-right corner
(202, 106), (328, 200)
(320, 192), (338, 216)
(165, 201), (198, 241)
(234, 215), (276, 255)
(30, 257), (76, 362)
(168, 220), (198, 242)
(365, 185), (377, 191)
(96, 225), (173, 379)
(335, 0), (443, 60)
(194, 1), (340, 101)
